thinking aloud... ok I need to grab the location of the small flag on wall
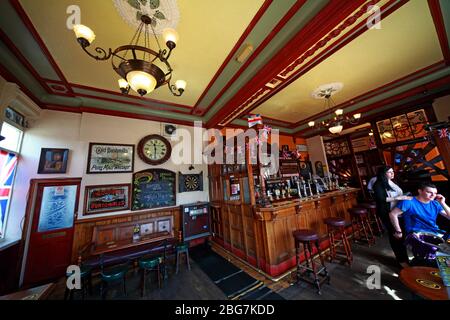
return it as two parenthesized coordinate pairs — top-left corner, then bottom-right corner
(248, 114), (263, 128)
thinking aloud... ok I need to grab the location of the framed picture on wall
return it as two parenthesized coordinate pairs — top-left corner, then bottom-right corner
(86, 143), (134, 174)
(84, 184), (131, 215)
(37, 148), (69, 174)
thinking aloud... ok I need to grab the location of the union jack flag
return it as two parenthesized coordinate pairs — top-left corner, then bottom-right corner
(248, 114), (263, 128)
(0, 150), (18, 238)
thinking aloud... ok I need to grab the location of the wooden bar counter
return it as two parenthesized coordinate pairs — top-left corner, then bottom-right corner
(210, 188), (359, 278)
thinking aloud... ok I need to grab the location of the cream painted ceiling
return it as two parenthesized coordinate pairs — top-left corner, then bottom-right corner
(253, 0), (443, 123)
(19, 0), (265, 107)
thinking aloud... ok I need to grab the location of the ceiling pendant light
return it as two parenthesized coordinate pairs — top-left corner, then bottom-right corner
(73, 14), (186, 97)
(308, 83), (362, 135)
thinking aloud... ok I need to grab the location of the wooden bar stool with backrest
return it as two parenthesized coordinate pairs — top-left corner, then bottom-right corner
(175, 241), (191, 274)
(348, 207), (375, 246)
(292, 229), (330, 295)
(359, 202), (384, 235)
(323, 217), (353, 266)
(138, 255), (162, 297)
(99, 256), (129, 300)
(64, 264), (93, 300)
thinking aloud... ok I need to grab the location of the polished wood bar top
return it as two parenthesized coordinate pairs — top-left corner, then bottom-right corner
(258, 188), (359, 212)
(399, 267), (449, 300)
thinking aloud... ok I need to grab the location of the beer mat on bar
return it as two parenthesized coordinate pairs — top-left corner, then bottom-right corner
(190, 245), (285, 300)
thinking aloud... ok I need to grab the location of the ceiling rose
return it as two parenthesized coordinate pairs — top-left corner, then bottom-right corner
(113, 0), (180, 34)
(311, 82), (344, 99)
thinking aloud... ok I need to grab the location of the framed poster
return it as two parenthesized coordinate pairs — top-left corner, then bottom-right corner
(132, 169), (176, 210)
(37, 148), (69, 174)
(84, 184), (131, 215)
(37, 184), (78, 232)
(87, 143), (134, 174)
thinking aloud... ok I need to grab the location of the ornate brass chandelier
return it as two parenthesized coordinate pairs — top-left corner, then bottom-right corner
(308, 83), (361, 134)
(73, 14), (186, 97)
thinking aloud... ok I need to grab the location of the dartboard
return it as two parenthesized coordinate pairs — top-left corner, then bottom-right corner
(179, 172), (203, 193)
(184, 175), (199, 191)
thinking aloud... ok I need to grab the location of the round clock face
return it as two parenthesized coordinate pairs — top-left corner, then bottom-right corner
(138, 134), (172, 165)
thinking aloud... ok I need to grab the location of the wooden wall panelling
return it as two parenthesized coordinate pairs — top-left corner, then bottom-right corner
(71, 207), (180, 263)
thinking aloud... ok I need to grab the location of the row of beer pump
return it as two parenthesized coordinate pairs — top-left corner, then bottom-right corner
(261, 174), (341, 204)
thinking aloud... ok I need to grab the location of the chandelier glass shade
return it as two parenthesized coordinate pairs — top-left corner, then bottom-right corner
(308, 84), (361, 135)
(73, 15), (186, 97)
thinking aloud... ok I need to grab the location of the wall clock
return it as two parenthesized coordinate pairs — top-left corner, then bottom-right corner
(138, 134), (172, 165)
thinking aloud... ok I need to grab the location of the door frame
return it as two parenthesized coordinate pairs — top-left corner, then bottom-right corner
(18, 177), (82, 288)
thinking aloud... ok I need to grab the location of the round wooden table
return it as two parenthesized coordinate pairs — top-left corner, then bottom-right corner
(399, 267), (449, 300)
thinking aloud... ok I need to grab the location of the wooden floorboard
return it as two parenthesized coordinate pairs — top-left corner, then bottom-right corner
(47, 235), (414, 300)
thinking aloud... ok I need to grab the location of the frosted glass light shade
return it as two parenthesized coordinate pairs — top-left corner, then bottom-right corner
(163, 28), (179, 45)
(335, 109), (344, 116)
(118, 79), (129, 89)
(329, 125), (343, 134)
(73, 24), (96, 44)
(308, 121), (315, 127)
(126, 71), (157, 96)
(175, 80), (187, 90)
(353, 113), (361, 119)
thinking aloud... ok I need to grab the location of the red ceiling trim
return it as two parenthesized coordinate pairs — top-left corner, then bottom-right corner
(73, 92), (193, 116)
(295, 74), (450, 136)
(9, 0), (75, 95)
(78, 107), (201, 127)
(428, 0), (450, 65)
(70, 82), (193, 110)
(191, 0), (273, 114)
(0, 28), (53, 94)
(0, 62), (43, 108)
(222, 0), (406, 127)
(199, 0), (309, 117)
(300, 87), (450, 138)
(243, 0), (408, 125)
(292, 61), (446, 128)
(42, 104), (81, 114)
(206, 0), (368, 128)
(291, 61), (446, 128)
(43, 104), (202, 127)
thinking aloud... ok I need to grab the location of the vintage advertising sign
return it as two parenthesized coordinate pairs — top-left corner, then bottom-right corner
(87, 143), (134, 173)
(84, 184), (131, 215)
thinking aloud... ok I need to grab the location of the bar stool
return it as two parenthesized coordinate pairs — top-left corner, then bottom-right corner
(348, 207), (375, 246)
(64, 265), (92, 300)
(359, 202), (384, 235)
(175, 242), (191, 274)
(292, 229), (330, 294)
(324, 217), (353, 266)
(139, 256), (162, 297)
(100, 259), (129, 300)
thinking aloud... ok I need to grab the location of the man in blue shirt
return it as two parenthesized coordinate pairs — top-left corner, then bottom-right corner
(389, 183), (450, 239)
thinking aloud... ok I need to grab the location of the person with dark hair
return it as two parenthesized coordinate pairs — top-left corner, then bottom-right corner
(389, 183), (450, 238)
(372, 165), (412, 267)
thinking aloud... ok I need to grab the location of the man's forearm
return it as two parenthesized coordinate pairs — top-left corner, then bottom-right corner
(389, 209), (402, 232)
(441, 201), (450, 219)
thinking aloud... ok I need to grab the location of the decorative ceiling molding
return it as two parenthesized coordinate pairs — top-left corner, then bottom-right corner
(112, 0), (180, 33)
(210, 0), (377, 127)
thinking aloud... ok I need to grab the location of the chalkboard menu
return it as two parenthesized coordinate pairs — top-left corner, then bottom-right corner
(132, 169), (176, 210)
